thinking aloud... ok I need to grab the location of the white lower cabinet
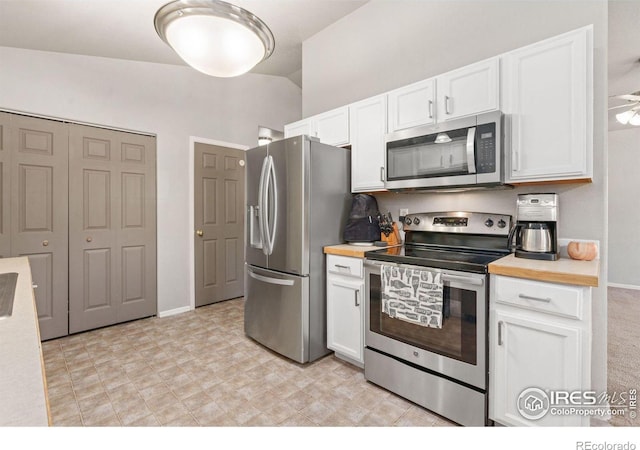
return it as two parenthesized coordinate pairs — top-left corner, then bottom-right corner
(489, 275), (592, 426)
(326, 254), (365, 366)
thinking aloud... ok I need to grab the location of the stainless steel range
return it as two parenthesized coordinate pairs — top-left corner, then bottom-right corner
(364, 211), (512, 426)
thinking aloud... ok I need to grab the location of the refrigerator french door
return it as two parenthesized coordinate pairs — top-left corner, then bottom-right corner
(244, 136), (350, 364)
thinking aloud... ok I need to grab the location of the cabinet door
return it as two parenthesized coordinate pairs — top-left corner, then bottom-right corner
(503, 26), (592, 183)
(315, 106), (349, 146)
(284, 119), (314, 139)
(387, 78), (436, 131)
(349, 94), (387, 192)
(327, 275), (364, 364)
(490, 309), (583, 426)
(437, 57), (499, 122)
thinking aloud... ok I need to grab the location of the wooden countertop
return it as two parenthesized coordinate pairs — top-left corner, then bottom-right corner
(324, 243), (400, 259)
(0, 257), (50, 426)
(488, 254), (599, 287)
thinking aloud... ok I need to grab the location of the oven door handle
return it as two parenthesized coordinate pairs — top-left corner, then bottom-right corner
(441, 274), (484, 286)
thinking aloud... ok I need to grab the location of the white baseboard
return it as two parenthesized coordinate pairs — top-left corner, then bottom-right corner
(608, 282), (640, 291)
(157, 305), (192, 318)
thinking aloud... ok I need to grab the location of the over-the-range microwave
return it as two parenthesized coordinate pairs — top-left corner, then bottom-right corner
(384, 110), (505, 191)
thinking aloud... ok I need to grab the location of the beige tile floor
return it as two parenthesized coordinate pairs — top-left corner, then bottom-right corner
(42, 298), (456, 427)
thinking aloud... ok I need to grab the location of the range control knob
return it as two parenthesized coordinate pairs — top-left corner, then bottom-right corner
(497, 219), (507, 229)
(484, 219), (494, 228)
(405, 217), (412, 226)
(413, 217), (421, 225)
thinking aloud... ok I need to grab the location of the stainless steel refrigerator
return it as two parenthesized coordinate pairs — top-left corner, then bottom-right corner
(244, 135), (350, 363)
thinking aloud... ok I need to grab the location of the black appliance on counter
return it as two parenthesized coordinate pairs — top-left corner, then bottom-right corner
(343, 194), (381, 244)
(363, 211), (512, 426)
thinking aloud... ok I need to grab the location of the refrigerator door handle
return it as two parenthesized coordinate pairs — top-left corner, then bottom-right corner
(257, 155), (269, 255)
(266, 155), (278, 255)
(248, 269), (294, 286)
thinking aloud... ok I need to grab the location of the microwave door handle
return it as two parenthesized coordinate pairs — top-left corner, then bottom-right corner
(466, 126), (477, 174)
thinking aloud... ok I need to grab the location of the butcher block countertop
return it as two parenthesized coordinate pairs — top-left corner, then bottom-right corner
(0, 257), (50, 426)
(488, 254), (599, 287)
(324, 243), (400, 259)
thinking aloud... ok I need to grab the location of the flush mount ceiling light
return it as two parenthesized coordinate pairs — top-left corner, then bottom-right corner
(154, 0), (275, 78)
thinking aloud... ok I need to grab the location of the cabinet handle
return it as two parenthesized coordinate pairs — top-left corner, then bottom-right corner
(445, 95), (451, 115)
(498, 320), (504, 346)
(428, 100), (433, 119)
(32, 283), (38, 289)
(380, 166), (385, 182)
(42, 240), (49, 247)
(518, 293), (552, 303)
(334, 264), (350, 270)
(86, 236), (93, 243)
(355, 290), (360, 307)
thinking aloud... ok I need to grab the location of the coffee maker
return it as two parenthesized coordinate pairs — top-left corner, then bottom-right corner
(509, 193), (559, 261)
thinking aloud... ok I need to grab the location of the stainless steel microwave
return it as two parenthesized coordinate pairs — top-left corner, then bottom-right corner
(384, 111), (504, 191)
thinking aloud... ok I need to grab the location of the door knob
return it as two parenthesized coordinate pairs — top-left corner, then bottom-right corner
(86, 237), (93, 242)
(196, 230), (204, 237)
(42, 240), (49, 247)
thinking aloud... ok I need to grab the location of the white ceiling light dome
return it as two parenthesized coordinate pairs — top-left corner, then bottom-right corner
(154, 0), (275, 78)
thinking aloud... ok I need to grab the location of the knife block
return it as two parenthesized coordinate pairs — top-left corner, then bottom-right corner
(381, 222), (400, 246)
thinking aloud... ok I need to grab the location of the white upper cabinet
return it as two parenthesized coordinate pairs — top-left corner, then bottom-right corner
(502, 26), (592, 183)
(314, 106), (350, 146)
(437, 57), (500, 122)
(387, 78), (436, 132)
(350, 94), (387, 192)
(284, 106), (350, 147)
(284, 118), (313, 139)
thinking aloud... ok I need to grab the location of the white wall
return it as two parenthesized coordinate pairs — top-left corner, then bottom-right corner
(608, 127), (640, 288)
(302, 0), (609, 396)
(0, 46), (301, 315)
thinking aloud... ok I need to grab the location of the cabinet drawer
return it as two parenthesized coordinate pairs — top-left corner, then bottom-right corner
(327, 255), (363, 278)
(493, 276), (584, 320)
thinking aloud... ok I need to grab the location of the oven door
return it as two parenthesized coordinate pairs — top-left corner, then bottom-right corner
(364, 259), (487, 390)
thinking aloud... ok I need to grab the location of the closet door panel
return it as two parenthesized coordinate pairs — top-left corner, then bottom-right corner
(9, 114), (68, 341)
(117, 132), (156, 322)
(69, 125), (119, 333)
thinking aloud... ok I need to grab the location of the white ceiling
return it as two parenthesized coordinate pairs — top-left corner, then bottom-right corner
(0, 0), (638, 131)
(0, 0), (368, 87)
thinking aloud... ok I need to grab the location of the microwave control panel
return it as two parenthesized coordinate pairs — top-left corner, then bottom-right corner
(475, 122), (496, 174)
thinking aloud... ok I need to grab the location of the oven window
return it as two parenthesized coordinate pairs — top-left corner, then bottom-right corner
(369, 272), (477, 365)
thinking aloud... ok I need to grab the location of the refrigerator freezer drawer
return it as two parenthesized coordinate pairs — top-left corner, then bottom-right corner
(244, 265), (310, 363)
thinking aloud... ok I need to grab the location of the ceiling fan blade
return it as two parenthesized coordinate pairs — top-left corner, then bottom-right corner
(616, 94), (640, 101)
(608, 103), (639, 111)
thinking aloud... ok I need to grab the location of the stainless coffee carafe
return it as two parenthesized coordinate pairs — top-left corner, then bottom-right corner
(509, 194), (559, 261)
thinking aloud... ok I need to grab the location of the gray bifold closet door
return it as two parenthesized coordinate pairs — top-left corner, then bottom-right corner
(68, 124), (156, 334)
(0, 112), (69, 340)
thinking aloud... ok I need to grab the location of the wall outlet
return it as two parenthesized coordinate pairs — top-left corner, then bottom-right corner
(399, 208), (409, 218)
